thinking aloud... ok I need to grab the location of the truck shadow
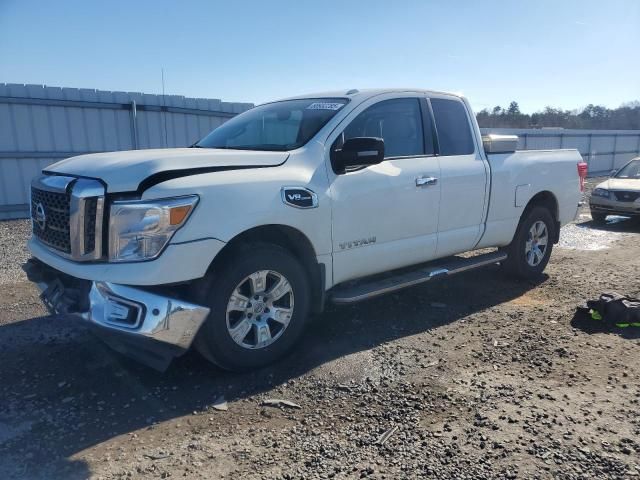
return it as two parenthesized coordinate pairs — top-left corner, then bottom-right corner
(0, 266), (545, 479)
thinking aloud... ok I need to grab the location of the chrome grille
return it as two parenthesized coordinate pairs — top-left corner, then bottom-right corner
(31, 175), (105, 261)
(31, 187), (72, 253)
(84, 197), (98, 253)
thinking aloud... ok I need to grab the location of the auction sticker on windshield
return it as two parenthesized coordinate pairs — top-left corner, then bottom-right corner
(306, 102), (344, 110)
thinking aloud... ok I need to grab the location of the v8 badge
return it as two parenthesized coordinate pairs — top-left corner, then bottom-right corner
(281, 187), (318, 209)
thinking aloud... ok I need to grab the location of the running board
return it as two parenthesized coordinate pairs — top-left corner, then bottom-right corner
(330, 251), (507, 304)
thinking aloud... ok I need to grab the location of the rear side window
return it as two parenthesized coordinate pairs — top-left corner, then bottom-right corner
(343, 98), (425, 158)
(430, 98), (475, 156)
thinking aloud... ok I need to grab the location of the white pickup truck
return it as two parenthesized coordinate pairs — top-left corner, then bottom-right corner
(24, 89), (585, 371)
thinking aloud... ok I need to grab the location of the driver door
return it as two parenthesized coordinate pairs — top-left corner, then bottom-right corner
(328, 96), (441, 285)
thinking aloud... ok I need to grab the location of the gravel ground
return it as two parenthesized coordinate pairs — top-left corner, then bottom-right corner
(0, 220), (32, 285)
(0, 178), (639, 479)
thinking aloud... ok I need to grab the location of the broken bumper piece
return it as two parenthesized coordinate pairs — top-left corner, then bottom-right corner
(23, 258), (209, 371)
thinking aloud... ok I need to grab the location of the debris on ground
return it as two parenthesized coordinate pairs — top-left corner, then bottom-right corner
(261, 398), (302, 409)
(375, 425), (398, 445)
(211, 396), (228, 411)
(577, 291), (640, 328)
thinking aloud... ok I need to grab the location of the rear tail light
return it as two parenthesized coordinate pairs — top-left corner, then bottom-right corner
(577, 162), (588, 192)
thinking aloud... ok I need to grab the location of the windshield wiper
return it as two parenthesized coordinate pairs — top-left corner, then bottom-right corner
(189, 144), (289, 151)
(228, 144), (289, 151)
(190, 144), (231, 149)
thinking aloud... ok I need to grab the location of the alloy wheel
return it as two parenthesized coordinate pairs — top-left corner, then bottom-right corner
(225, 270), (294, 349)
(525, 220), (549, 267)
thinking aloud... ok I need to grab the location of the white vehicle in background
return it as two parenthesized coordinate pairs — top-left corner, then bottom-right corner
(589, 157), (640, 223)
(24, 88), (585, 371)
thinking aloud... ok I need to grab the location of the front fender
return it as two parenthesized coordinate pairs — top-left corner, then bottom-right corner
(141, 159), (333, 257)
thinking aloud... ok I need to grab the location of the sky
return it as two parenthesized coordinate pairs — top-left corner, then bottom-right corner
(1, 0), (638, 113)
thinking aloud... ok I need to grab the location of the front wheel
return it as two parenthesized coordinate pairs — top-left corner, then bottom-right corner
(502, 206), (555, 279)
(590, 210), (607, 224)
(194, 244), (311, 371)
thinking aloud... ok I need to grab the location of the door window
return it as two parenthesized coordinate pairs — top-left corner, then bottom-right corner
(430, 98), (475, 156)
(342, 98), (428, 158)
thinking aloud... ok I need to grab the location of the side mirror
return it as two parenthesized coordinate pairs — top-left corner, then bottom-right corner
(610, 169), (618, 177)
(332, 137), (384, 173)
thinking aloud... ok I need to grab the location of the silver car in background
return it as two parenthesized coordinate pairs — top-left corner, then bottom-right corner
(589, 157), (640, 223)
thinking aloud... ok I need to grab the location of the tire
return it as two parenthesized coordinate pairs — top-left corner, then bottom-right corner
(193, 243), (310, 371)
(502, 206), (555, 279)
(590, 210), (607, 224)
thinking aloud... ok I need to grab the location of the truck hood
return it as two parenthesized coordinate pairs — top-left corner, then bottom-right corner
(597, 178), (640, 191)
(45, 148), (289, 193)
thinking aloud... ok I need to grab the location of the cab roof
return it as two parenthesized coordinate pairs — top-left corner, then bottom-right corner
(277, 88), (466, 103)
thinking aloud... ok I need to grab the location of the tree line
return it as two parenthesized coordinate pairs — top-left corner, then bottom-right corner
(476, 101), (640, 130)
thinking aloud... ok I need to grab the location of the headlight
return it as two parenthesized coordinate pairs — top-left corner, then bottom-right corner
(109, 196), (198, 262)
(592, 188), (610, 198)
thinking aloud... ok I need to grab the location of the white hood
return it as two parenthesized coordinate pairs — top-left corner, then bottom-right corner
(597, 178), (640, 191)
(45, 148), (289, 192)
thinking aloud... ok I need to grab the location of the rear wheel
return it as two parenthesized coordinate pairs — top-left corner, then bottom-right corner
(502, 206), (555, 279)
(590, 210), (607, 224)
(194, 244), (310, 371)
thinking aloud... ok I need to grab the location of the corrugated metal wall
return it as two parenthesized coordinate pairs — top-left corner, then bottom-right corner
(481, 128), (640, 175)
(2, 84), (639, 220)
(0, 84), (253, 219)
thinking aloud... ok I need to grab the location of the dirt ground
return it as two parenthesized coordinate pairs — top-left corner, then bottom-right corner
(0, 179), (639, 480)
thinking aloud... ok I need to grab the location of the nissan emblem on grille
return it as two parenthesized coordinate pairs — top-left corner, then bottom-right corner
(34, 202), (47, 230)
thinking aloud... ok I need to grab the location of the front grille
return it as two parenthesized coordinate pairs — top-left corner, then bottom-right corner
(84, 197), (98, 253)
(31, 187), (72, 253)
(613, 191), (640, 203)
(31, 175), (104, 260)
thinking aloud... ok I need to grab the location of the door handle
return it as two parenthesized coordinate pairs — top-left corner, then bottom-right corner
(416, 176), (438, 187)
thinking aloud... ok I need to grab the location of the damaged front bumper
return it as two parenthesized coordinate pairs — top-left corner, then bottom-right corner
(23, 258), (209, 371)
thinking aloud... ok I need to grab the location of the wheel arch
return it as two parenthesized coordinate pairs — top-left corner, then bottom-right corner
(521, 190), (560, 243)
(207, 224), (326, 313)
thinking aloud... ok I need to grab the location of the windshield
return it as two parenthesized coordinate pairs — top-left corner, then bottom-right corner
(615, 159), (640, 179)
(196, 98), (348, 151)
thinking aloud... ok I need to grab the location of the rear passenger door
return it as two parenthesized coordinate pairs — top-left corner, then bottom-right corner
(429, 95), (488, 256)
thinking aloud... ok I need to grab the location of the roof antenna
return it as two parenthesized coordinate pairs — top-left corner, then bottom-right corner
(161, 68), (168, 148)
(346, 89), (359, 95)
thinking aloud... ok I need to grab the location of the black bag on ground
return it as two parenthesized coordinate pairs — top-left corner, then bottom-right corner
(579, 292), (640, 328)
